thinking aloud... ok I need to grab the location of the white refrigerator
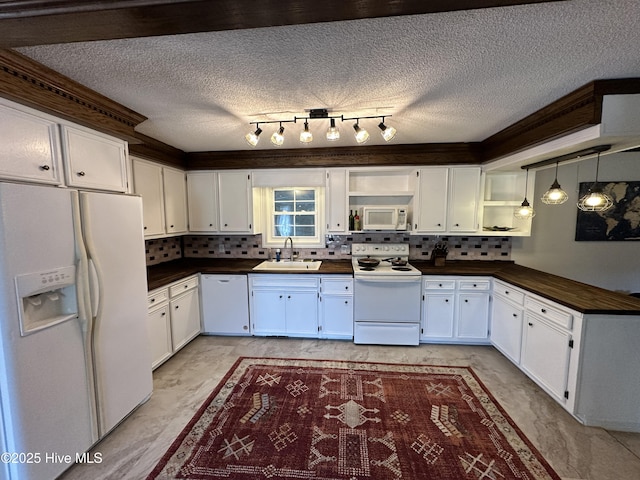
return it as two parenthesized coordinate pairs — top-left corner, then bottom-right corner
(0, 182), (152, 480)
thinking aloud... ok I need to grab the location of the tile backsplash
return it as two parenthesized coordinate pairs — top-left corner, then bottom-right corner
(145, 233), (511, 265)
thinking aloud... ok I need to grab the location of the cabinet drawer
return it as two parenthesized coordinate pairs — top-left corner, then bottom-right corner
(457, 279), (490, 291)
(424, 278), (456, 290)
(321, 277), (353, 295)
(148, 288), (169, 308)
(493, 280), (525, 305)
(525, 297), (572, 330)
(169, 276), (199, 297)
(250, 275), (319, 289)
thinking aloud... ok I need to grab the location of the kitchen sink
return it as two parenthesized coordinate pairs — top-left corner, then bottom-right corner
(252, 259), (322, 271)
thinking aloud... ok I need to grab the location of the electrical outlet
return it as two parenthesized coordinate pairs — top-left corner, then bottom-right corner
(341, 245), (350, 254)
(218, 243), (225, 253)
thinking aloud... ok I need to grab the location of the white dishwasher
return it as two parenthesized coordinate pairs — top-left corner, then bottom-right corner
(201, 274), (251, 335)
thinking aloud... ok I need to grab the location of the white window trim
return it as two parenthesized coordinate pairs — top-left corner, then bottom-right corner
(260, 187), (325, 248)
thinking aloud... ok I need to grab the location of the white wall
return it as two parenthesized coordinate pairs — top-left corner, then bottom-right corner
(511, 151), (640, 293)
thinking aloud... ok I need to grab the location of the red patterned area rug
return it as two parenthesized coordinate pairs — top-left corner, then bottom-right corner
(147, 357), (561, 480)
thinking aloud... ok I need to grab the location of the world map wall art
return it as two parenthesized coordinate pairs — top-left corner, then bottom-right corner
(575, 181), (640, 241)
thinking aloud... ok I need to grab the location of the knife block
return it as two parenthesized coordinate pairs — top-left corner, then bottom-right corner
(433, 256), (446, 267)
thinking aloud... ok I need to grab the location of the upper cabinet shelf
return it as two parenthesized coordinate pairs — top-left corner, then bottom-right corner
(348, 168), (415, 197)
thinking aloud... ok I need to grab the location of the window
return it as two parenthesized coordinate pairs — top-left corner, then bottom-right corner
(262, 187), (324, 247)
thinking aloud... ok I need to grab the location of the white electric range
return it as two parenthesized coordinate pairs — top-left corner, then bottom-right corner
(351, 244), (422, 345)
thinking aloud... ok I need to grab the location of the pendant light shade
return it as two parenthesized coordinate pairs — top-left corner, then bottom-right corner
(577, 151), (613, 212)
(514, 169), (535, 219)
(541, 162), (568, 205)
(378, 120), (397, 142)
(270, 124), (285, 146)
(326, 118), (340, 141)
(245, 126), (262, 147)
(353, 122), (370, 144)
(299, 121), (313, 143)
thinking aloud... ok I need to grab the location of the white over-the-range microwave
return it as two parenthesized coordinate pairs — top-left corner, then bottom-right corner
(361, 205), (408, 231)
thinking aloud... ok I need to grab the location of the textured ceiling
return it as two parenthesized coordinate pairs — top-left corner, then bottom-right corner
(15, 0), (640, 153)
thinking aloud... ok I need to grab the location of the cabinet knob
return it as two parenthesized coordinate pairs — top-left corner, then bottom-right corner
(439, 283), (443, 287)
(161, 312), (166, 316)
(345, 286), (349, 290)
(445, 299), (449, 303)
(209, 223), (213, 227)
(170, 225), (174, 228)
(345, 300), (349, 304)
(473, 284), (477, 287)
(505, 291), (509, 295)
(541, 308), (547, 313)
(224, 223), (228, 227)
(288, 295), (291, 299)
(337, 223), (340, 226)
(279, 295), (283, 299)
(40, 164), (50, 171)
(144, 226), (148, 230)
(455, 223), (460, 227)
(437, 223), (441, 226)
(528, 322), (533, 326)
(77, 171), (86, 176)
(150, 298), (155, 302)
(175, 305), (179, 309)
(512, 313), (518, 317)
(464, 299), (468, 303)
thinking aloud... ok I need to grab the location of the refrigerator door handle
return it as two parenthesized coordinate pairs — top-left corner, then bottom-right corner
(88, 259), (101, 319)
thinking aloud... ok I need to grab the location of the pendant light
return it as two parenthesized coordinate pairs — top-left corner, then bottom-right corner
(245, 125), (262, 147)
(353, 121), (370, 144)
(514, 168), (535, 219)
(577, 151), (613, 212)
(378, 118), (397, 142)
(270, 123), (285, 146)
(299, 120), (313, 143)
(541, 162), (568, 204)
(326, 118), (340, 141)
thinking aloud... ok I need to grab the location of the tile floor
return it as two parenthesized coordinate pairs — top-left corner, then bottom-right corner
(59, 336), (640, 480)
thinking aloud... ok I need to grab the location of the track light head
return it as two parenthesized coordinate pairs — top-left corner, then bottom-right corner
(378, 120), (397, 142)
(353, 122), (370, 144)
(245, 126), (262, 147)
(271, 125), (285, 146)
(300, 120), (313, 143)
(326, 118), (340, 141)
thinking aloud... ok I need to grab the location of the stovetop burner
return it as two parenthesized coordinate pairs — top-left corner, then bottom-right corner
(392, 267), (412, 271)
(360, 267), (376, 271)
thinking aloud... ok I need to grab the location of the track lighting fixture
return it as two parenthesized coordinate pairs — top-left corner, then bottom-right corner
(378, 119), (397, 142)
(245, 125), (262, 147)
(541, 162), (568, 205)
(577, 150), (613, 212)
(270, 124), (285, 146)
(514, 168), (535, 219)
(353, 121), (370, 144)
(299, 120), (313, 143)
(244, 111), (396, 147)
(326, 118), (340, 141)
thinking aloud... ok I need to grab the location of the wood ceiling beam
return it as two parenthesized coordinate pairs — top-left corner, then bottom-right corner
(0, 0), (565, 48)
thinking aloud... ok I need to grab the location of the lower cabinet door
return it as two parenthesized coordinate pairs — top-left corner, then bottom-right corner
(521, 313), (572, 402)
(321, 295), (353, 338)
(147, 304), (172, 369)
(285, 291), (318, 336)
(251, 290), (286, 335)
(170, 289), (201, 351)
(422, 293), (455, 339)
(491, 295), (523, 363)
(457, 292), (490, 340)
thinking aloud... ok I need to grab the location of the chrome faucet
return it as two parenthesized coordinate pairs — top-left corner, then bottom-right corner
(284, 237), (294, 261)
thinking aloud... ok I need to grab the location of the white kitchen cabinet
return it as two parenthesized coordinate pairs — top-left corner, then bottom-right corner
(325, 168), (348, 233)
(319, 276), (353, 339)
(132, 158), (188, 237)
(421, 276), (490, 343)
(521, 310), (572, 403)
(0, 99), (63, 185)
(413, 166), (480, 233)
(146, 288), (172, 370)
(218, 171), (253, 233)
(169, 275), (201, 351)
(132, 158), (165, 236)
(201, 274), (250, 335)
(187, 171), (219, 232)
(60, 124), (128, 192)
(490, 280), (526, 364)
(413, 167), (448, 233)
(163, 166), (188, 234)
(249, 274), (319, 337)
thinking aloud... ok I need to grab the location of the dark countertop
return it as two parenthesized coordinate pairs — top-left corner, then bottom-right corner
(147, 258), (640, 315)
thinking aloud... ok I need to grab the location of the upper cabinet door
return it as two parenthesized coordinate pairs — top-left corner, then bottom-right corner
(0, 101), (63, 185)
(187, 171), (218, 232)
(326, 168), (348, 233)
(163, 167), (188, 234)
(61, 125), (128, 192)
(449, 167), (480, 232)
(132, 158), (165, 236)
(218, 171), (253, 233)
(415, 167), (448, 233)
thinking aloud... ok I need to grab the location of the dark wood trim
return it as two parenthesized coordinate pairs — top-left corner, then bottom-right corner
(186, 143), (483, 170)
(481, 78), (640, 162)
(0, 49), (146, 141)
(0, 0), (564, 48)
(129, 133), (187, 168)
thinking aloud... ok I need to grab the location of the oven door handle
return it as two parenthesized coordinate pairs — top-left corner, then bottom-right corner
(355, 276), (422, 283)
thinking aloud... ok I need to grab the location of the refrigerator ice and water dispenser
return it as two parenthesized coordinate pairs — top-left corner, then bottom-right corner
(14, 265), (78, 336)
